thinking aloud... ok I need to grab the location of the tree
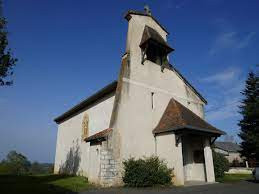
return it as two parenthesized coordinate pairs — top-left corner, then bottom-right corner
(2, 150), (31, 175)
(212, 151), (229, 178)
(30, 161), (44, 174)
(238, 71), (259, 161)
(0, 0), (17, 86)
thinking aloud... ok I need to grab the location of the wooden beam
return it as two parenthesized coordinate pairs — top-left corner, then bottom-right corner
(175, 134), (182, 146)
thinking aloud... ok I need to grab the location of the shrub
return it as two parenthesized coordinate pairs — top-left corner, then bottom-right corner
(0, 151), (31, 175)
(122, 156), (172, 187)
(212, 151), (230, 178)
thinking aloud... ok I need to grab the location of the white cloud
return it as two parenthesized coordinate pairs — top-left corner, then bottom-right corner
(209, 31), (256, 55)
(203, 67), (245, 121)
(166, 0), (187, 9)
(237, 32), (256, 49)
(201, 67), (240, 84)
(206, 96), (240, 121)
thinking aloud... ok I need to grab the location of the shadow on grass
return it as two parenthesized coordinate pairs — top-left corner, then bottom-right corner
(0, 174), (78, 194)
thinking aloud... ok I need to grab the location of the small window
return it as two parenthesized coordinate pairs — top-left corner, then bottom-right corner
(151, 92), (155, 110)
(193, 150), (205, 163)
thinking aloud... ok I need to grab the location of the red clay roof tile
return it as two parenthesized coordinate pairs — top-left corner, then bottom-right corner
(84, 128), (112, 142)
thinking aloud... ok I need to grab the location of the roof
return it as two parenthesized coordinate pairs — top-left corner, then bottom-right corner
(84, 128), (112, 142)
(54, 81), (117, 124)
(214, 142), (242, 153)
(124, 10), (169, 34)
(153, 98), (225, 136)
(140, 25), (174, 54)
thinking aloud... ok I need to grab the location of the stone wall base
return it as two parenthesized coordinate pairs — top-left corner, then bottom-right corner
(99, 142), (121, 187)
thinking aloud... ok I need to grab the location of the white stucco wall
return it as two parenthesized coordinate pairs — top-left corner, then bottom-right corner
(111, 14), (207, 185)
(54, 13), (216, 186)
(54, 93), (115, 183)
(182, 136), (206, 182)
(118, 14), (205, 156)
(214, 148), (243, 163)
(214, 148), (228, 156)
(226, 152), (242, 163)
(156, 134), (184, 185)
(204, 138), (215, 182)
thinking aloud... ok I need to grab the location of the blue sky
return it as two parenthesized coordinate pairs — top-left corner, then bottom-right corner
(0, 0), (258, 163)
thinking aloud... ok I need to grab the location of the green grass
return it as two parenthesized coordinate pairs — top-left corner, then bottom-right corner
(216, 173), (252, 183)
(0, 174), (92, 194)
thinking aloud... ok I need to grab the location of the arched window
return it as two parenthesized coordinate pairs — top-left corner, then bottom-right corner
(82, 113), (89, 140)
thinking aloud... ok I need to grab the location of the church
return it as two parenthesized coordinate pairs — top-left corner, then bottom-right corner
(54, 7), (225, 186)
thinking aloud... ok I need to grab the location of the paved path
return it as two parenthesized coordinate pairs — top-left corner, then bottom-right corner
(81, 181), (259, 194)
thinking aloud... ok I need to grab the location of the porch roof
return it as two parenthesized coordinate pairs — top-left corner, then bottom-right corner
(84, 128), (112, 143)
(153, 98), (225, 137)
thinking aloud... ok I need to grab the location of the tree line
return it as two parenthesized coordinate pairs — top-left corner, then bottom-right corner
(0, 150), (53, 175)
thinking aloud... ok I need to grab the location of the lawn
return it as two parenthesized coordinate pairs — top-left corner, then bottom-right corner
(0, 174), (92, 194)
(216, 173), (252, 183)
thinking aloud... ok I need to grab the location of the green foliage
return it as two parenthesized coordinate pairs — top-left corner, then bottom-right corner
(216, 173), (252, 183)
(0, 0), (17, 86)
(212, 151), (230, 178)
(0, 162), (11, 174)
(51, 175), (89, 192)
(0, 151), (54, 175)
(238, 71), (259, 160)
(122, 156), (172, 187)
(0, 150), (31, 175)
(30, 162), (46, 174)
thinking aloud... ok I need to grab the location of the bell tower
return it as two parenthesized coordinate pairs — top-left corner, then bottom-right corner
(124, 6), (174, 72)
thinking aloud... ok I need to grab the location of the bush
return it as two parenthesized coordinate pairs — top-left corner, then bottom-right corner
(122, 156), (172, 187)
(213, 151), (230, 178)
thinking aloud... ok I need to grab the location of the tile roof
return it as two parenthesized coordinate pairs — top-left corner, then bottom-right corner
(140, 25), (174, 54)
(153, 98), (225, 136)
(84, 128), (112, 143)
(214, 141), (242, 152)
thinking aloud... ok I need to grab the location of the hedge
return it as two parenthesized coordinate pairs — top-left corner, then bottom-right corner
(122, 156), (172, 187)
